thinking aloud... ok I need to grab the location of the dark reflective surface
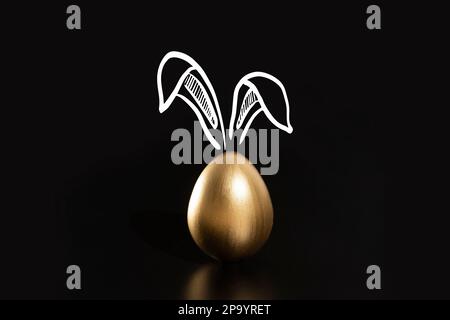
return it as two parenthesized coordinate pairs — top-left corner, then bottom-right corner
(183, 262), (274, 300)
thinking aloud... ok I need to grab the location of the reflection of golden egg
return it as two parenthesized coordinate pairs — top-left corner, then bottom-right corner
(187, 152), (273, 261)
(183, 263), (274, 300)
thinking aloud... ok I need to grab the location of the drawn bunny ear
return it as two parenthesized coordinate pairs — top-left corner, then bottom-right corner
(229, 72), (293, 143)
(157, 51), (226, 150)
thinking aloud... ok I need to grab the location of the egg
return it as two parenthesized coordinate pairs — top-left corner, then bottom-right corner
(187, 152), (273, 261)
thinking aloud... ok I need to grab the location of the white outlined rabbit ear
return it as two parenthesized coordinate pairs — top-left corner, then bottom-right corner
(229, 72), (293, 144)
(157, 51), (226, 150)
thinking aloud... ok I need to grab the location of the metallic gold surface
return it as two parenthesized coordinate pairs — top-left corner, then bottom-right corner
(188, 152), (273, 261)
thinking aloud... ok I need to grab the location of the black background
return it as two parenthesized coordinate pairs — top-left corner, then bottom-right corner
(2, 1), (445, 299)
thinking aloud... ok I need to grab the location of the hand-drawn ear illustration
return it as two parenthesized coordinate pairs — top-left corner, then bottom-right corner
(228, 72), (293, 144)
(157, 51), (227, 150)
(157, 52), (293, 150)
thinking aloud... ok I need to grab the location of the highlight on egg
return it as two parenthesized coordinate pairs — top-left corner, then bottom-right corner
(187, 152), (273, 261)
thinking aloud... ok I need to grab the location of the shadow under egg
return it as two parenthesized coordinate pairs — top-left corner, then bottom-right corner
(130, 210), (207, 264)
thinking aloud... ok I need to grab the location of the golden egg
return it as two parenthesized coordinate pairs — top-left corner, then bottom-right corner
(187, 152), (273, 261)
